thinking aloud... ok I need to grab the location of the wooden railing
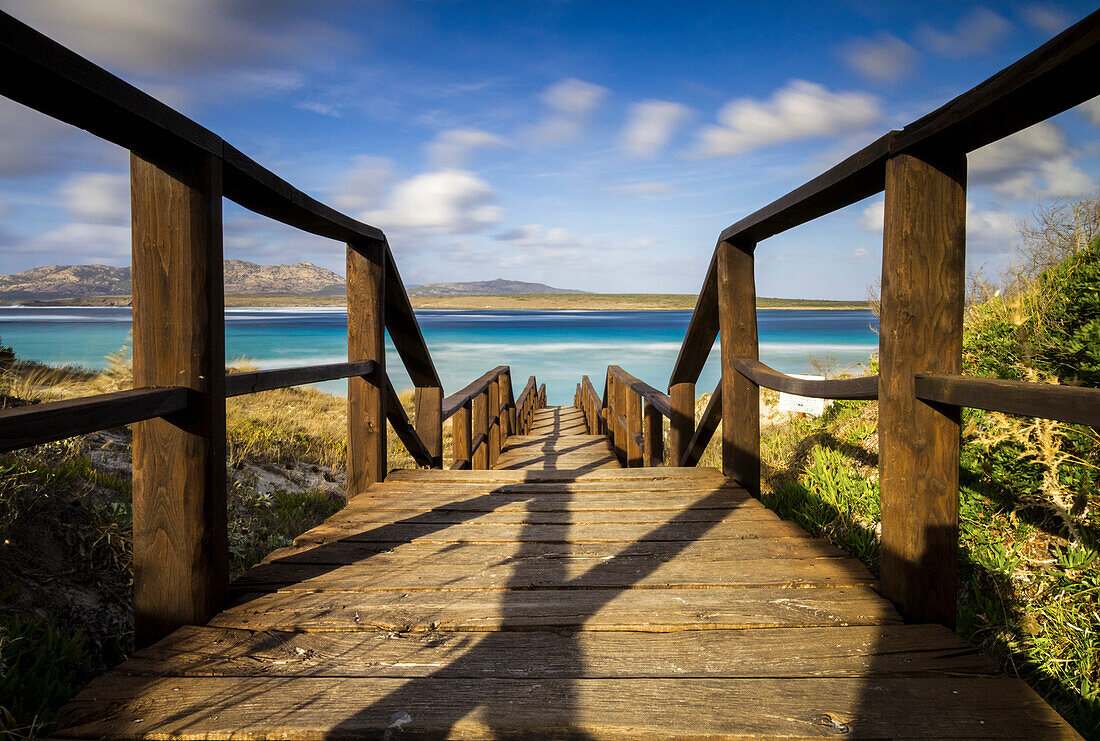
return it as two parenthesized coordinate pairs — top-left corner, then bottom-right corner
(658, 9), (1100, 630)
(441, 367), (544, 470)
(0, 10), (494, 646)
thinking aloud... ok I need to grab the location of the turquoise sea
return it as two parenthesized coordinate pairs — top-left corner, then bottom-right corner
(0, 307), (878, 404)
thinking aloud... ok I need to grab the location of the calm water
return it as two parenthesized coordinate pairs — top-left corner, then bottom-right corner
(0, 307), (878, 404)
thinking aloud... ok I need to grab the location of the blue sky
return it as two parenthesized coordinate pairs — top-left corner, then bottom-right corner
(0, 1), (1097, 298)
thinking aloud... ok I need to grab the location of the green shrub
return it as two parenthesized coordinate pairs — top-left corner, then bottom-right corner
(0, 615), (89, 739)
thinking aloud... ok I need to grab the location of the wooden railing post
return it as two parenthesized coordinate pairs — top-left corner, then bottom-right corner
(500, 371), (512, 441)
(472, 390), (489, 469)
(453, 402), (472, 469)
(348, 239), (386, 494)
(626, 387), (643, 467)
(414, 386), (443, 468)
(644, 400), (663, 466)
(668, 382), (695, 467)
(488, 377), (501, 467)
(130, 150), (227, 647)
(717, 240), (760, 495)
(879, 150), (966, 628)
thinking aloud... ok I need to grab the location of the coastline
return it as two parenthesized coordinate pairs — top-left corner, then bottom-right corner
(1, 293), (871, 311)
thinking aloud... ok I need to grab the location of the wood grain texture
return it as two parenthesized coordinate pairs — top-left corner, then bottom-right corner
(732, 358), (878, 400)
(346, 241), (386, 493)
(718, 240), (761, 496)
(879, 151), (966, 628)
(384, 378), (431, 467)
(130, 151), (227, 647)
(413, 385), (443, 468)
(668, 381), (695, 467)
(471, 391), (489, 470)
(225, 360), (375, 398)
(441, 366), (509, 420)
(644, 400), (664, 467)
(915, 372), (1100, 427)
(0, 386), (188, 453)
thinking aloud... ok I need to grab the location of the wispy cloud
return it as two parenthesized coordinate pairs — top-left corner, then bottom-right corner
(620, 100), (691, 157)
(970, 122), (1095, 199)
(841, 33), (918, 81)
(916, 7), (1012, 58)
(426, 129), (508, 169)
(610, 182), (672, 196)
(693, 80), (880, 158)
(1023, 5), (1074, 35)
(524, 78), (608, 145)
(365, 169), (502, 237)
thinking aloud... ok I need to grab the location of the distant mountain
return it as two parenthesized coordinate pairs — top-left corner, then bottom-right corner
(0, 260), (345, 299)
(408, 278), (587, 296)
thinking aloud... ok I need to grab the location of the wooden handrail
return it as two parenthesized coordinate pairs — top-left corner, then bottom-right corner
(607, 366), (672, 417)
(0, 387), (190, 453)
(384, 378), (433, 467)
(732, 359), (878, 400)
(915, 373), (1100, 427)
(226, 361), (376, 397)
(441, 366), (510, 420)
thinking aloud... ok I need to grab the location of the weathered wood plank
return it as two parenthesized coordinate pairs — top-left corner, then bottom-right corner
(733, 358), (878, 400)
(718, 239), (760, 496)
(384, 466), (726, 483)
(346, 240), (386, 493)
(915, 372), (1100, 427)
(225, 360), (375, 398)
(121, 624), (997, 679)
(55, 675), (1078, 740)
(211, 586), (899, 632)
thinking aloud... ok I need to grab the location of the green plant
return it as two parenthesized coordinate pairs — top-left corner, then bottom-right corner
(0, 615), (89, 740)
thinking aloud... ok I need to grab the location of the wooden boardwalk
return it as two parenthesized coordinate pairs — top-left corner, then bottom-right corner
(55, 407), (1078, 738)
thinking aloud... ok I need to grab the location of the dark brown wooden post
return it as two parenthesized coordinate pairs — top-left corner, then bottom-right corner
(717, 239), (760, 496)
(500, 371), (512, 441)
(668, 382), (695, 467)
(488, 377), (501, 468)
(608, 373), (623, 463)
(347, 239), (386, 494)
(453, 402), (472, 469)
(130, 150), (226, 647)
(626, 388), (643, 467)
(472, 390), (489, 469)
(644, 400), (663, 466)
(879, 151), (966, 628)
(414, 386), (443, 468)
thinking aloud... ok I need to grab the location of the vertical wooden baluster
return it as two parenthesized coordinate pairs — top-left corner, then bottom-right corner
(130, 150), (226, 647)
(608, 372), (621, 463)
(500, 371), (512, 442)
(627, 387), (643, 467)
(879, 150), (966, 628)
(488, 377), (501, 467)
(669, 381), (695, 467)
(472, 390), (489, 469)
(644, 399), (663, 467)
(347, 239), (386, 494)
(453, 402), (472, 469)
(414, 385), (443, 468)
(717, 239), (760, 495)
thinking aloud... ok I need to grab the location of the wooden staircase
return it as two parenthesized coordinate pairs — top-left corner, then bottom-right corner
(53, 407), (1077, 739)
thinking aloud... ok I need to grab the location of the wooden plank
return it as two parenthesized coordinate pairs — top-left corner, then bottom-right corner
(451, 402), (471, 469)
(345, 490), (750, 513)
(384, 466), (726, 483)
(488, 378), (501, 467)
(121, 623), (998, 679)
(669, 250), (719, 386)
(644, 400), (664, 467)
(347, 240), (386, 493)
(413, 385), (443, 468)
(54, 675), (1079, 740)
(879, 151), (966, 628)
(681, 380), (721, 467)
(718, 240), (760, 496)
(668, 381), (695, 466)
(733, 358), (878, 400)
(225, 360), (375, 397)
(608, 366), (672, 418)
(210, 585), (900, 632)
(230, 552), (875, 595)
(472, 391), (489, 470)
(129, 151), (227, 648)
(915, 372), (1100, 427)
(0, 387), (188, 453)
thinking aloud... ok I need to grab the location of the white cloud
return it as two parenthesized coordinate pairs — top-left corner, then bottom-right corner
(489, 223), (656, 273)
(859, 200), (885, 232)
(61, 172), (129, 223)
(970, 122), (1095, 199)
(967, 204), (1021, 253)
(525, 78), (608, 145)
(1078, 97), (1100, 126)
(620, 100), (691, 157)
(841, 33), (917, 81)
(0, 102), (120, 178)
(1024, 5), (1074, 34)
(367, 169), (502, 236)
(426, 129), (508, 169)
(694, 80), (880, 158)
(610, 182), (672, 196)
(916, 8), (1012, 58)
(332, 156), (396, 214)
